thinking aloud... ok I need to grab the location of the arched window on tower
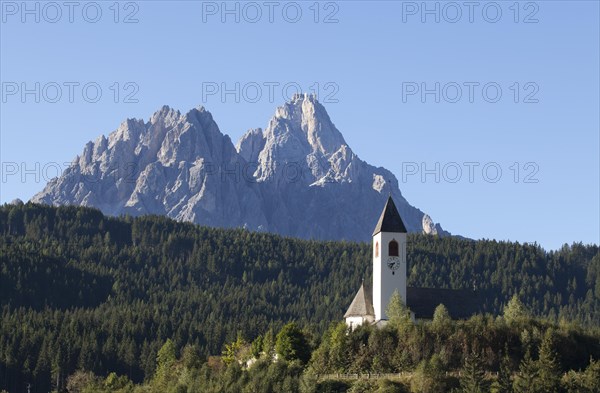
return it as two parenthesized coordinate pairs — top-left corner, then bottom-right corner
(375, 242), (379, 257)
(388, 240), (399, 257)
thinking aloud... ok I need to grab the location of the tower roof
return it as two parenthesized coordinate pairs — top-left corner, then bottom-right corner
(344, 282), (375, 318)
(372, 196), (407, 236)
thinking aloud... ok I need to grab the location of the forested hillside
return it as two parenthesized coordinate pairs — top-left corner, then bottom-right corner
(1, 203), (599, 392)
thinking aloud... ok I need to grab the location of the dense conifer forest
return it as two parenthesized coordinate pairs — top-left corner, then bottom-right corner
(1, 203), (599, 392)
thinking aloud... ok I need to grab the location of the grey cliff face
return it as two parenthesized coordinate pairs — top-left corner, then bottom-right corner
(32, 94), (449, 241)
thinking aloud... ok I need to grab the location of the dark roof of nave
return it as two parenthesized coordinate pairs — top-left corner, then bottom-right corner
(407, 287), (483, 320)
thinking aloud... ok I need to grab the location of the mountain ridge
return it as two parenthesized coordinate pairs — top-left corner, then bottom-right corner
(32, 93), (447, 241)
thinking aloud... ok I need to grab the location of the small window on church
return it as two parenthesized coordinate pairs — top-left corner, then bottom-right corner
(389, 240), (399, 257)
(375, 242), (379, 257)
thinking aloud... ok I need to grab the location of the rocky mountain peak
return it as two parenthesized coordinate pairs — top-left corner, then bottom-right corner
(150, 105), (181, 124)
(236, 128), (265, 163)
(270, 93), (346, 156)
(31, 99), (449, 241)
(247, 95), (352, 183)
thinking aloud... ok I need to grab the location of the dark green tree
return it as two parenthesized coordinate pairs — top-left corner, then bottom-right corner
(410, 355), (446, 393)
(459, 350), (490, 393)
(431, 304), (452, 335)
(275, 323), (311, 364)
(491, 350), (513, 393)
(181, 345), (202, 370)
(583, 358), (600, 392)
(251, 335), (264, 359)
(513, 350), (539, 393)
(503, 295), (528, 324)
(386, 290), (412, 331)
(153, 339), (177, 391)
(537, 330), (561, 393)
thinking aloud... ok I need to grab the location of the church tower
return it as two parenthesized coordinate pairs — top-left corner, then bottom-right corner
(372, 196), (407, 321)
(344, 196), (408, 329)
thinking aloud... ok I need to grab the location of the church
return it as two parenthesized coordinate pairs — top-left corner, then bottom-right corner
(344, 196), (480, 329)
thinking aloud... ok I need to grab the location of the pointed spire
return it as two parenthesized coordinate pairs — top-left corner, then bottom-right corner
(344, 282), (375, 318)
(372, 196), (407, 236)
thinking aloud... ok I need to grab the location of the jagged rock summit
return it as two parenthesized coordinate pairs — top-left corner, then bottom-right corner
(32, 93), (449, 241)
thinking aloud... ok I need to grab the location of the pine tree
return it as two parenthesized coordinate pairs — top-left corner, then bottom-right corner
(503, 295), (528, 324)
(583, 358), (600, 392)
(432, 304), (451, 334)
(51, 345), (65, 393)
(513, 349), (540, 393)
(154, 338), (177, 390)
(275, 323), (311, 364)
(246, 336), (260, 359)
(182, 345), (201, 370)
(410, 355), (446, 393)
(537, 330), (561, 393)
(262, 329), (276, 360)
(491, 350), (513, 393)
(386, 290), (412, 331)
(328, 322), (350, 372)
(222, 336), (246, 365)
(460, 350), (489, 393)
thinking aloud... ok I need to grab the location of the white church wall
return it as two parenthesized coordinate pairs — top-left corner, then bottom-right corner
(373, 232), (407, 321)
(345, 316), (365, 330)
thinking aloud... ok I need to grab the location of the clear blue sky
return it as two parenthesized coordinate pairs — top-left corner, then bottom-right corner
(1, 0), (598, 250)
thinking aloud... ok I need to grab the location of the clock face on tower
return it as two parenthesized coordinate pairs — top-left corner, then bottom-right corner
(387, 256), (401, 271)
